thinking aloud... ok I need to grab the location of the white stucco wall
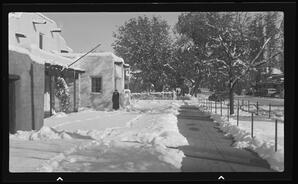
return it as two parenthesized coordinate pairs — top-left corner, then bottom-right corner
(61, 52), (128, 110)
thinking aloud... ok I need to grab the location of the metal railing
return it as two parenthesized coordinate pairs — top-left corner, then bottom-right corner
(198, 98), (283, 152)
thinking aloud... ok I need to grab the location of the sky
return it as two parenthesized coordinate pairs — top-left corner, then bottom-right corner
(43, 12), (182, 53)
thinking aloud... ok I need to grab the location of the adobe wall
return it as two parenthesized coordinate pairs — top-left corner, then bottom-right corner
(9, 50), (44, 131)
(77, 55), (115, 110)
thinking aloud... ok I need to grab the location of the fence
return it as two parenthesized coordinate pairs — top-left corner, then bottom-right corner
(198, 98), (284, 152)
(131, 92), (175, 100)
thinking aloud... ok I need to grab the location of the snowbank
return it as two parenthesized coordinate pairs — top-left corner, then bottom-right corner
(210, 113), (284, 172)
(126, 100), (182, 115)
(11, 100), (189, 171)
(10, 126), (73, 141)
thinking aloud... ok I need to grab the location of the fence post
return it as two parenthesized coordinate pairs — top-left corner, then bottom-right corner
(215, 101), (217, 114)
(248, 100), (250, 112)
(275, 119), (278, 152)
(221, 101), (222, 116)
(269, 104), (271, 118)
(256, 101), (259, 115)
(208, 100), (209, 111)
(251, 113), (254, 138)
(227, 104), (229, 121)
(237, 101), (239, 126)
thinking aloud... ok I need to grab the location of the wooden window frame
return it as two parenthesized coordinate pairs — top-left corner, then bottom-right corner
(39, 33), (44, 50)
(91, 76), (102, 93)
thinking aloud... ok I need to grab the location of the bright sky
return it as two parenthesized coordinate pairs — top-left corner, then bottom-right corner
(43, 12), (182, 53)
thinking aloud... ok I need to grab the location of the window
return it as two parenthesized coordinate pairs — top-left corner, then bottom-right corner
(39, 33), (43, 49)
(61, 50), (69, 53)
(91, 77), (102, 93)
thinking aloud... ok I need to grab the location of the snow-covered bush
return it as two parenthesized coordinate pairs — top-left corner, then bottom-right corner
(55, 76), (71, 113)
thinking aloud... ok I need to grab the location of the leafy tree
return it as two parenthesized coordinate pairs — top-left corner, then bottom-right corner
(164, 34), (210, 96)
(112, 16), (173, 92)
(175, 12), (283, 114)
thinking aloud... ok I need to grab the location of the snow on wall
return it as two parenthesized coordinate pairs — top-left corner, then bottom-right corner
(9, 44), (83, 71)
(60, 52), (124, 64)
(9, 12), (73, 54)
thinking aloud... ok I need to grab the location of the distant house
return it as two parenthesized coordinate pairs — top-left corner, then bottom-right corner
(62, 53), (131, 110)
(8, 13), (84, 133)
(254, 67), (284, 97)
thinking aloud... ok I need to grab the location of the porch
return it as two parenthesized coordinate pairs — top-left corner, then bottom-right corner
(44, 63), (85, 118)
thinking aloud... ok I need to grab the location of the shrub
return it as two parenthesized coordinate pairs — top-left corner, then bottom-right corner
(55, 76), (71, 113)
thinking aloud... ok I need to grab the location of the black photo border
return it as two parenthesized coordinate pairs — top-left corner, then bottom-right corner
(1, 2), (296, 183)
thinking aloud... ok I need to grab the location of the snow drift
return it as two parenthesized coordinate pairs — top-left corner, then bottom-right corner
(10, 100), (189, 171)
(210, 113), (284, 172)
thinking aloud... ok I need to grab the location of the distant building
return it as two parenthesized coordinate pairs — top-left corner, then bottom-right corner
(253, 67), (284, 97)
(8, 12), (84, 133)
(62, 53), (131, 110)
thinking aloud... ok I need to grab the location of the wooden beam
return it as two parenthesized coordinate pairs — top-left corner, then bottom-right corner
(30, 63), (35, 130)
(9, 74), (20, 80)
(78, 73), (81, 111)
(49, 75), (53, 116)
(73, 72), (77, 112)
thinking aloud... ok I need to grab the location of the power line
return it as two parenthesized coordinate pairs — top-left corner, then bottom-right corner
(68, 43), (102, 68)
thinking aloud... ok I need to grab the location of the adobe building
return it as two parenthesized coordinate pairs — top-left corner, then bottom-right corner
(61, 53), (131, 110)
(8, 13), (84, 133)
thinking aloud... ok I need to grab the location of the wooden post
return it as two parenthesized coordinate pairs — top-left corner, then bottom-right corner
(237, 101), (239, 126)
(256, 101), (259, 115)
(269, 104), (271, 118)
(238, 99), (239, 108)
(30, 63), (35, 130)
(220, 101), (222, 116)
(248, 100), (250, 112)
(275, 119), (278, 152)
(78, 73), (81, 111)
(251, 113), (254, 138)
(215, 101), (217, 114)
(73, 72), (77, 112)
(227, 104), (229, 121)
(49, 75), (53, 116)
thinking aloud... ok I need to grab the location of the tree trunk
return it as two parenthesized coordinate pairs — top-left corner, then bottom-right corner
(229, 86), (234, 115)
(228, 62), (234, 115)
(193, 81), (200, 97)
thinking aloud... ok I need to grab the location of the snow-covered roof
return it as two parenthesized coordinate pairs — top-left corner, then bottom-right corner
(8, 12), (23, 19)
(131, 69), (142, 74)
(271, 68), (283, 75)
(9, 12), (56, 24)
(60, 52), (124, 63)
(9, 44), (83, 71)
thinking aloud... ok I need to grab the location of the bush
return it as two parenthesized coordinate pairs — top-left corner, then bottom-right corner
(55, 76), (71, 113)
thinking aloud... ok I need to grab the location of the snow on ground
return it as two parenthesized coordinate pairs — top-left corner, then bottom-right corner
(10, 100), (189, 172)
(198, 97), (284, 172)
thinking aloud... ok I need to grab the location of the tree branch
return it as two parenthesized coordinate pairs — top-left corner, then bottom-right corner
(253, 52), (282, 68)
